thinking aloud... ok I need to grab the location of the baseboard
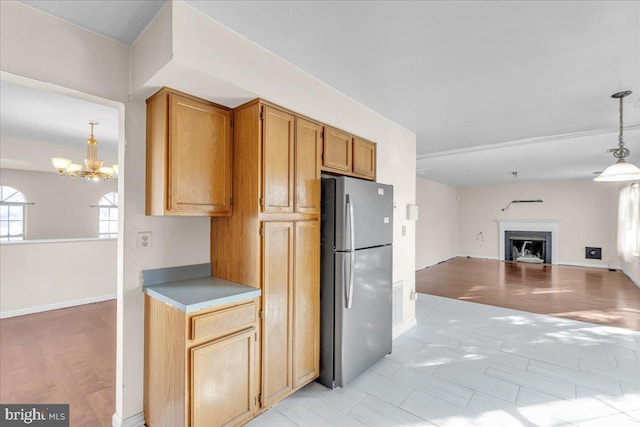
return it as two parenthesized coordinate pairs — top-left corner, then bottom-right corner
(0, 294), (116, 319)
(112, 412), (145, 427)
(415, 256), (456, 271)
(621, 268), (640, 289)
(393, 318), (417, 340)
(558, 262), (619, 270)
(456, 255), (501, 261)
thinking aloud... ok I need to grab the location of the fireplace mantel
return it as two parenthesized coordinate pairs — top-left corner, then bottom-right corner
(497, 219), (559, 264)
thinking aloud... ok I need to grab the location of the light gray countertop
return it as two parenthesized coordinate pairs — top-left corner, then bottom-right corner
(142, 263), (260, 313)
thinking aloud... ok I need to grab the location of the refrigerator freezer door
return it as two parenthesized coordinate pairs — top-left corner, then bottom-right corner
(334, 245), (392, 387)
(334, 177), (393, 251)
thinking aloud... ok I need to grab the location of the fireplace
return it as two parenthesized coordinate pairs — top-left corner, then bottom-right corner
(497, 220), (559, 265)
(505, 230), (552, 264)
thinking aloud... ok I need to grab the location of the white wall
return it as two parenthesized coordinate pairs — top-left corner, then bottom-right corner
(415, 177), (458, 269)
(0, 239), (116, 317)
(3, 1), (417, 424)
(456, 180), (621, 268)
(160, 0), (417, 329)
(0, 1), (129, 102)
(0, 168), (117, 239)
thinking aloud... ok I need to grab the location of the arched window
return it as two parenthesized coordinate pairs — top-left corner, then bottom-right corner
(0, 186), (27, 241)
(98, 192), (118, 238)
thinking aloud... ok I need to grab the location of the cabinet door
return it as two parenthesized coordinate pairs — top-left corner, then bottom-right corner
(295, 118), (322, 214)
(169, 94), (232, 215)
(293, 221), (320, 388)
(262, 222), (294, 406)
(191, 328), (256, 427)
(323, 127), (352, 172)
(262, 106), (294, 214)
(352, 137), (376, 180)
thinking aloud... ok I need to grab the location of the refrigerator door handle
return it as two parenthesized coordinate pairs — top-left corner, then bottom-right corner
(346, 194), (355, 252)
(346, 194), (355, 309)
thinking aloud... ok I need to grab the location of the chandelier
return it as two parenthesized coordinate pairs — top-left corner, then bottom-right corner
(51, 122), (118, 181)
(594, 91), (640, 182)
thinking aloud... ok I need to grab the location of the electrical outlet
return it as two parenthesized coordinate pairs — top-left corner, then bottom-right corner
(402, 225), (407, 236)
(138, 232), (152, 250)
(410, 291), (417, 300)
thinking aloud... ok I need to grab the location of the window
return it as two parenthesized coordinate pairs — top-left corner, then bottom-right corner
(0, 186), (26, 241)
(98, 192), (118, 238)
(618, 183), (640, 262)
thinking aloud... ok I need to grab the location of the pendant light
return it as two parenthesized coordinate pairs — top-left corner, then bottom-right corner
(51, 122), (118, 181)
(594, 91), (640, 182)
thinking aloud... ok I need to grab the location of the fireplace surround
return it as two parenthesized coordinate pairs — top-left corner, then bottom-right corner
(497, 219), (559, 265)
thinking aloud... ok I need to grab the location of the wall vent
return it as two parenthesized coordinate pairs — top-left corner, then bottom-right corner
(392, 280), (404, 327)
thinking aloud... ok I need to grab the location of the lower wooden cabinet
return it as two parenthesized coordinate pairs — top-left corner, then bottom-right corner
(261, 220), (320, 406)
(144, 295), (259, 427)
(191, 329), (256, 426)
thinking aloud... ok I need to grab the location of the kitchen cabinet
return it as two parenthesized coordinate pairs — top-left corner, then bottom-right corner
(322, 126), (352, 173)
(261, 222), (294, 406)
(260, 220), (320, 404)
(321, 127), (376, 181)
(146, 87), (233, 216)
(295, 118), (323, 214)
(144, 295), (259, 427)
(211, 99), (321, 411)
(292, 220), (320, 387)
(352, 137), (377, 179)
(262, 106), (295, 214)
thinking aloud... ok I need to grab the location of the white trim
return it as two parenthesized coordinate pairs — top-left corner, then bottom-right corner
(416, 126), (640, 160)
(415, 256), (457, 271)
(498, 219), (559, 264)
(0, 237), (116, 245)
(559, 262), (619, 270)
(112, 412), (145, 427)
(621, 267), (640, 289)
(457, 255), (501, 261)
(0, 294), (116, 319)
(393, 318), (417, 340)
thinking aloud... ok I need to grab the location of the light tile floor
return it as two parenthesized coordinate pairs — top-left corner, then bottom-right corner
(247, 294), (640, 426)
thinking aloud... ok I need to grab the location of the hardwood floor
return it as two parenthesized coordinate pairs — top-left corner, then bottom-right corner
(0, 300), (115, 426)
(416, 257), (640, 331)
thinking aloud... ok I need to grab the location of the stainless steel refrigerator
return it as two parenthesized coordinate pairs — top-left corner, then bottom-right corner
(318, 176), (393, 389)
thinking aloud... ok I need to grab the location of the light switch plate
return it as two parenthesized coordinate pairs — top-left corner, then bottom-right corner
(407, 204), (419, 221)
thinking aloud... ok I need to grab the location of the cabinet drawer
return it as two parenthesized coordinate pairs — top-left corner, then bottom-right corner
(190, 302), (256, 342)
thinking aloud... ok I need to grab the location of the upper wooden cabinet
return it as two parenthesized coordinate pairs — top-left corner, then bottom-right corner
(352, 137), (376, 179)
(262, 106), (295, 214)
(146, 88), (233, 216)
(322, 127), (352, 173)
(295, 118), (323, 214)
(322, 127), (376, 181)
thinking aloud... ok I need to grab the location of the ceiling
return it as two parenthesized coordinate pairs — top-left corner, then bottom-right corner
(14, 0), (640, 186)
(0, 80), (119, 148)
